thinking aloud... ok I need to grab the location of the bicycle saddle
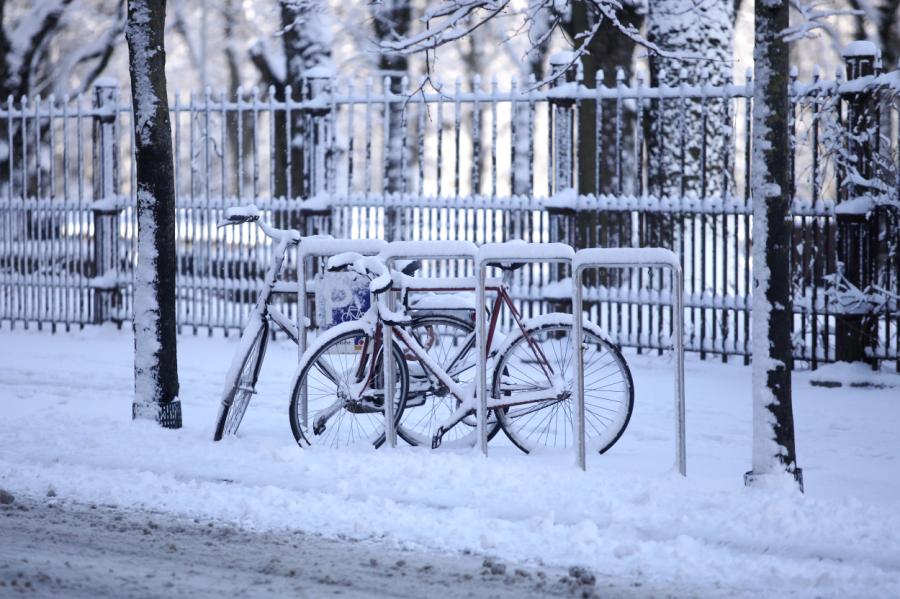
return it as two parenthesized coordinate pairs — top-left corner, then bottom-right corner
(495, 261), (525, 271)
(219, 205), (260, 226)
(397, 260), (422, 276)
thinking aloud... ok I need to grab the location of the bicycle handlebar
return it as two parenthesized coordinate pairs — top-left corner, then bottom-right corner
(219, 204), (300, 243)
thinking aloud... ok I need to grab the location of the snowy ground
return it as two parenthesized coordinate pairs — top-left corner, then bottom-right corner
(1, 325), (900, 597)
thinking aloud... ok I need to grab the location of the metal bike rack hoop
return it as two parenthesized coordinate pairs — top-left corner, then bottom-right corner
(296, 237), (388, 432)
(379, 240), (478, 449)
(474, 241), (576, 457)
(572, 247), (685, 475)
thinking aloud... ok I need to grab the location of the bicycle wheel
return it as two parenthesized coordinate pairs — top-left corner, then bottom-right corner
(289, 325), (409, 449)
(213, 315), (268, 441)
(491, 314), (634, 454)
(398, 314), (501, 449)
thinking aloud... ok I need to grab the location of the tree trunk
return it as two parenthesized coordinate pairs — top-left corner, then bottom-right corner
(278, 0), (333, 229)
(565, 1), (642, 292)
(510, 0), (552, 197)
(127, 0), (181, 428)
(746, 0), (800, 488)
(223, 0), (252, 196)
(646, 0), (733, 266)
(371, 0), (410, 239)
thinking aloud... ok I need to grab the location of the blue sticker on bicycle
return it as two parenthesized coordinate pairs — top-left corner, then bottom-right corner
(315, 272), (371, 330)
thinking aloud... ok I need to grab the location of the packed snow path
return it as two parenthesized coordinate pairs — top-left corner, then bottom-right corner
(1, 326), (900, 597)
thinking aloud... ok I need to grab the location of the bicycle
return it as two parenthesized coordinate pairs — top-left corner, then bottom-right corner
(212, 206), (302, 441)
(212, 208), (492, 446)
(289, 252), (635, 454)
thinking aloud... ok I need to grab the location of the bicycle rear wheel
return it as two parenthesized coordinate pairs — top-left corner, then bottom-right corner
(289, 325), (408, 449)
(491, 314), (634, 454)
(213, 316), (268, 441)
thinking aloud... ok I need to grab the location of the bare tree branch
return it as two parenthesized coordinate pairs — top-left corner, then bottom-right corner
(3, 0), (75, 96)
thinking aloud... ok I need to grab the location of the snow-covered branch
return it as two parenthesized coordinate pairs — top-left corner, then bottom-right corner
(46, 0), (126, 97)
(784, 0), (861, 43)
(2, 0), (75, 96)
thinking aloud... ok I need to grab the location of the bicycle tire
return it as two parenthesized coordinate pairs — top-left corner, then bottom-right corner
(398, 314), (501, 448)
(289, 325), (409, 449)
(491, 314), (634, 454)
(213, 316), (269, 441)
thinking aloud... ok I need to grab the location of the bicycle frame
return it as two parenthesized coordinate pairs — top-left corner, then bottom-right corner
(348, 277), (559, 418)
(220, 214), (303, 343)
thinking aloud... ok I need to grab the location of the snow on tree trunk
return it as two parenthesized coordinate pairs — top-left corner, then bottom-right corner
(647, 0), (733, 205)
(511, 0), (552, 197)
(371, 0), (411, 239)
(280, 0), (333, 219)
(747, 0), (799, 486)
(126, 0), (181, 428)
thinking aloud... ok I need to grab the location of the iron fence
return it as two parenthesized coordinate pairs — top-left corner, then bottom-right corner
(1, 51), (898, 368)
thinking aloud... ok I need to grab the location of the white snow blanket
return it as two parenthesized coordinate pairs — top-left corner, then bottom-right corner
(1, 327), (899, 597)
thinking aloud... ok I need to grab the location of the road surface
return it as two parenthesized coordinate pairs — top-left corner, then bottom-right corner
(0, 491), (613, 598)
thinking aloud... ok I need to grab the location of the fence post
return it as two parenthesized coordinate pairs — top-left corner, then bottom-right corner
(91, 79), (120, 325)
(835, 42), (879, 365)
(301, 69), (334, 237)
(546, 53), (576, 292)
(546, 53), (576, 237)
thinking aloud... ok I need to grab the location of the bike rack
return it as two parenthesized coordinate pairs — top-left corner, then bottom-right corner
(572, 248), (685, 475)
(380, 241), (478, 448)
(294, 238), (684, 473)
(474, 242), (576, 456)
(296, 237), (388, 432)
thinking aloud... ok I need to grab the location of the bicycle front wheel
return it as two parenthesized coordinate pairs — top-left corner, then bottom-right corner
(491, 314), (634, 454)
(289, 325), (409, 449)
(213, 316), (268, 441)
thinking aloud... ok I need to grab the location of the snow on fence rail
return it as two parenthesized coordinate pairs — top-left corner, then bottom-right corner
(1, 53), (899, 368)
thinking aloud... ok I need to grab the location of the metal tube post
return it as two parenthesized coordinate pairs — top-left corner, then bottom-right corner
(383, 298), (398, 448)
(379, 242), (478, 450)
(476, 263), (488, 456)
(573, 266), (586, 470)
(296, 238), (387, 435)
(673, 263), (686, 476)
(571, 248), (685, 475)
(298, 252), (309, 430)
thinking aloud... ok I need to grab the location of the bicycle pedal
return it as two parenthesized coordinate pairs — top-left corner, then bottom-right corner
(431, 427), (444, 450)
(313, 418), (327, 436)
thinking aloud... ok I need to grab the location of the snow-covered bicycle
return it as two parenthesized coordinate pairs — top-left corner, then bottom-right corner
(290, 252), (635, 454)
(211, 207), (498, 444)
(212, 206), (302, 441)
